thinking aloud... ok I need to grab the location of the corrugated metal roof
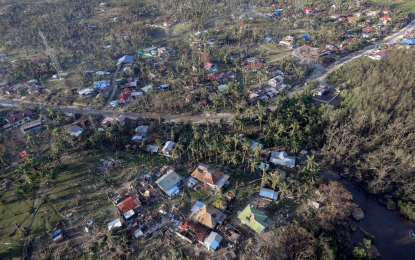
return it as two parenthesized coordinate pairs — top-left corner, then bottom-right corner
(259, 188), (279, 200)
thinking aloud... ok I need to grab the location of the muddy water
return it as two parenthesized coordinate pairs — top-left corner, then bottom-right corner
(339, 180), (415, 260)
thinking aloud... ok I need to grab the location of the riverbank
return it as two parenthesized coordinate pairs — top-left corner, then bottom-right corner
(325, 172), (415, 259)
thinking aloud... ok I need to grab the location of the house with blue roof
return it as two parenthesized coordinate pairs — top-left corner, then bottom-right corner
(117, 55), (134, 66)
(401, 38), (415, 45)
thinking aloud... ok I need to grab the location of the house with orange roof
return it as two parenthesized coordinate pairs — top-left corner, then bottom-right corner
(191, 201), (227, 229)
(191, 164), (230, 191)
(116, 195), (141, 220)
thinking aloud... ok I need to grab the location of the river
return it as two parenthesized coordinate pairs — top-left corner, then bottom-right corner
(337, 179), (415, 260)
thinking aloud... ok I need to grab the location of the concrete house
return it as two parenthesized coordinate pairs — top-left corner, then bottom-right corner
(155, 169), (183, 197)
(270, 151), (296, 167)
(161, 141), (174, 156)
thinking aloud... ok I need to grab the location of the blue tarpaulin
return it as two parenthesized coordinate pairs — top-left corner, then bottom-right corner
(401, 39), (415, 45)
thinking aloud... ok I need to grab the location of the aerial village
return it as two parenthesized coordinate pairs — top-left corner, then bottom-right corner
(0, 1), (414, 259)
(0, 2), (414, 110)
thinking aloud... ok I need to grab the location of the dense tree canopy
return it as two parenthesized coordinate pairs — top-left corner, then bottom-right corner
(323, 49), (415, 210)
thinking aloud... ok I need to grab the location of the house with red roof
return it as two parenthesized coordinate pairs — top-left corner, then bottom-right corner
(304, 7), (314, 14)
(164, 20), (175, 27)
(205, 63), (217, 71)
(383, 10), (392, 14)
(117, 92), (131, 104)
(4, 109), (33, 129)
(369, 49), (392, 60)
(116, 196), (141, 220)
(362, 26), (374, 33)
(379, 15), (392, 24)
(176, 220), (210, 244)
(205, 73), (220, 81)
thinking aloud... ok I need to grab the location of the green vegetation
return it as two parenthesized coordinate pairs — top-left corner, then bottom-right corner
(324, 50), (415, 210)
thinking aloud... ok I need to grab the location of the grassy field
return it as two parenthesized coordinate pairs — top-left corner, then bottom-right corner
(0, 149), (170, 258)
(372, 0), (415, 14)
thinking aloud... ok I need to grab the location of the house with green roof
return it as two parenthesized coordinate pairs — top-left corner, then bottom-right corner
(237, 204), (272, 234)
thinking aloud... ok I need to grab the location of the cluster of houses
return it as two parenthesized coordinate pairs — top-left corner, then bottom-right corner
(101, 160), (281, 254)
(247, 69), (287, 102)
(0, 79), (47, 96)
(138, 46), (168, 57)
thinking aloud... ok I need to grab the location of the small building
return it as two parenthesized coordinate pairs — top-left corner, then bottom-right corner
(117, 92), (131, 104)
(258, 162), (269, 171)
(217, 84), (228, 92)
(269, 76), (284, 87)
(164, 20), (175, 27)
(68, 125), (83, 137)
(370, 49), (392, 60)
(161, 141), (174, 156)
(304, 7), (314, 15)
(237, 204), (272, 234)
(78, 88), (94, 96)
(259, 188), (279, 201)
(192, 201), (226, 229)
(401, 39), (415, 45)
(204, 232), (223, 251)
(52, 229), (64, 243)
(158, 47), (167, 55)
(146, 145), (159, 153)
(141, 85), (153, 93)
(20, 119), (43, 132)
(191, 164), (230, 191)
(133, 125), (149, 140)
(93, 80), (110, 90)
(270, 151), (296, 167)
(138, 47), (158, 56)
(205, 63), (217, 71)
(107, 219), (122, 231)
(101, 115), (127, 127)
(116, 196), (141, 220)
(176, 220), (210, 244)
(4, 109), (32, 128)
(117, 55), (134, 66)
(155, 170), (184, 197)
(379, 15), (392, 24)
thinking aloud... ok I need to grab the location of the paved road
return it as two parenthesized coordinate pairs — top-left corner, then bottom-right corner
(0, 99), (234, 123)
(309, 18), (415, 81)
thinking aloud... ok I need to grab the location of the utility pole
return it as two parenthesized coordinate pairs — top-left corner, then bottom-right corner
(38, 30), (63, 80)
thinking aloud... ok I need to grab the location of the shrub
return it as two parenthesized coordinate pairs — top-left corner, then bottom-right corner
(398, 201), (415, 220)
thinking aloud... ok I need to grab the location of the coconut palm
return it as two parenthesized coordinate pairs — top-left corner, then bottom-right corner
(305, 155), (318, 171)
(213, 195), (226, 209)
(277, 182), (292, 199)
(266, 171), (282, 190)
